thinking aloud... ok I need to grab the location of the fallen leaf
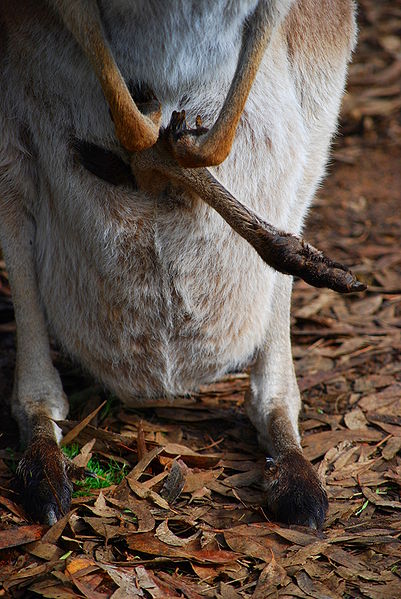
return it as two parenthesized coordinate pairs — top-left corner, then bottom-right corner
(61, 401), (106, 446)
(135, 566), (177, 598)
(72, 438), (96, 468)
(344, 408), (369, 430)
(108, 495), (155, 533)
(127, 532), (239, 564)
(0, 524), (46, 550)
(155, 519), (200, 547)
(382, 436), (401, 460)
(252, 554), (289, 598)
(160, 459), (188, 503)
(99, 564), (144, 597)
(126, 447), (163, 482)
(127, 479), (170, 510)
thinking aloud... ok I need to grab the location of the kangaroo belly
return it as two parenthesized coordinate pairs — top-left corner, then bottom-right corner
(36, 177), (275, 399)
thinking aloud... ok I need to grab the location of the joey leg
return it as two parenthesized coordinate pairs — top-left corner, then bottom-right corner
(0, 204), (77, 524)
(246, 276), (328, 528)
(50, 0), (161, 151)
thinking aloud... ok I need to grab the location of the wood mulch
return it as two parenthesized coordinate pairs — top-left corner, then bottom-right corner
(0, 1), (400, 596)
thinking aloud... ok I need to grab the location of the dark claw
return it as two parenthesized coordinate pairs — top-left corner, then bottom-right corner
(167, 110), (208, 143)
(265, 457), (278, 475)
(169, 110), (188, 138)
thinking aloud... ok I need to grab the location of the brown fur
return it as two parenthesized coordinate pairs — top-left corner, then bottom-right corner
(286, 0), (356, 63)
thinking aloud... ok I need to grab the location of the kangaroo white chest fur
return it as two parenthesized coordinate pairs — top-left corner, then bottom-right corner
(0, 0), (357, 527)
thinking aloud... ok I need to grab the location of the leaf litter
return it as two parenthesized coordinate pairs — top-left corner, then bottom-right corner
(0, 1), (401, 596)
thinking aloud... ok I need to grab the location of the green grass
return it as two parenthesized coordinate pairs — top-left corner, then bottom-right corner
(355, 498), (369, 516)
(62, 443), (128, 497)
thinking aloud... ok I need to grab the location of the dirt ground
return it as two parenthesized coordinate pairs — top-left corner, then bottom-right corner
(0, 1), (400, 597)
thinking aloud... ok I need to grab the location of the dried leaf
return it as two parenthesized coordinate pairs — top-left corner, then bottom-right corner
(126, 446), (163, 482)
(135, 566), (176, 598)
(252, 554), (289, 598)
(29, 581), (82, 599)
(224, 525), (289, 561)
(108, 495), (155, 533)
(86, 491), (120, 518)
(382, 436), (401, 460)
(72, 438), (96, 468)
(100, 564), (144, 597)
(160, 459), (188, 502)
(155, 519), (200, 547)
(127, 532), (239, 564)
(127, 479), (170, 510)
(295, 570), (339, 599)
(344, 408), (369, 430)
(61, 401), (106, 446)
(0, 524), (46, 550)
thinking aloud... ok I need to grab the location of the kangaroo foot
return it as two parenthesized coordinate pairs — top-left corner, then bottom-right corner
(263, 451), (328, 529)
(17, 435), (88, 525)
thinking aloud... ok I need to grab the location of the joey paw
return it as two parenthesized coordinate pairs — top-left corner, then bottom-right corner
(263, 451), (328, 529)
(168, 110), (208, 140)
(166, 110), (211, 167)
(16, 436), (86, 525)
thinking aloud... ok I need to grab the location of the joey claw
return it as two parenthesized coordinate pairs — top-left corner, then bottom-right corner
(167, 110), (208, 147)
(169, 110), (188, 137)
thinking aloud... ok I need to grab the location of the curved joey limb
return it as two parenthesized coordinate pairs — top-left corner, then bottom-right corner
(50, 0), (161, 151)
(132, 115), (366, 294)
(169, 0), (287, 167)
(56, 1), (364, 293)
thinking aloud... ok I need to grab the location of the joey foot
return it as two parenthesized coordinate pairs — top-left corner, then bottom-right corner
(17, 435), (89, 525)
(263, 451), (328, 529)
(254, 232), (366, 294)
(169, 110), (208, 138)
(167, 110), (219, 168)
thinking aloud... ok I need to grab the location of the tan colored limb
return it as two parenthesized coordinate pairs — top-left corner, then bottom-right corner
(170, 0), (279, 167)
(51, 0), (160, 151)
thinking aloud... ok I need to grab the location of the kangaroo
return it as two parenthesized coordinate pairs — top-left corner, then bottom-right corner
(0, 0), (359, 527)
